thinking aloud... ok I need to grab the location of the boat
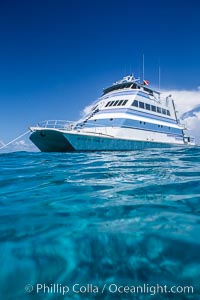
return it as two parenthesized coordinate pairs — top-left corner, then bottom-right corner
(29, 74), (195, 152)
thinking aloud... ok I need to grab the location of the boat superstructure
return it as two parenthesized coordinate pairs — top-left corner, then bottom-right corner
(29, 75), (195, 152)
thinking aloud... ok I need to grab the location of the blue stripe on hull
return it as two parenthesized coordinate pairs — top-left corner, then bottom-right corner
(80, 118), (183, 136)
(30, 129), (184, 152)
(98, 108), (176, 124)
(64, 132), (178, 151)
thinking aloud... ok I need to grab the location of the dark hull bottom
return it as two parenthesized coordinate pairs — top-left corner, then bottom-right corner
(30, 130), (75, 152)
(29, 129), (182, 152)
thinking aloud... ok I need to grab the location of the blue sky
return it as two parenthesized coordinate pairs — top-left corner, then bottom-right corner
(0, 0), (200, 145)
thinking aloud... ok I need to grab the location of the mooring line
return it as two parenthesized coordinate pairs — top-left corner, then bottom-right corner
(0, 130), (31, 150)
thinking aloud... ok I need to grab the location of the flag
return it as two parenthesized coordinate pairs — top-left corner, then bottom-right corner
(143, 80), (149, 86)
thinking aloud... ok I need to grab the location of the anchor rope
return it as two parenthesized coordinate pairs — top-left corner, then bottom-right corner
(0, 130), (31, 150)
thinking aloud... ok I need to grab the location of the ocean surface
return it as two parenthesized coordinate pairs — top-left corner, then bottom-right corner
(0, 148), (200, 300)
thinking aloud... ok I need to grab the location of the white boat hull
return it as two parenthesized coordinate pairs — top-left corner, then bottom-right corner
(28, 75), (196, 150)
(29, 128), (182, 152)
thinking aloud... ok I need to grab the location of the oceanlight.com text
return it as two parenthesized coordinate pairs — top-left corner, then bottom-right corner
(25, 283), (194, 296)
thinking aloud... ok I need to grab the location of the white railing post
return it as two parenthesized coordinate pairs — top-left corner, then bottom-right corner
(38, 119), (75, 130)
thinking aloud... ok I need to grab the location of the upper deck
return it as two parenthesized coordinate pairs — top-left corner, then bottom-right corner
(96, 75), (178, 123)
(103, 75), (160, 97)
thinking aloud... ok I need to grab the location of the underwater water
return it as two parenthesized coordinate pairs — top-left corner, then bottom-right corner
(0, 148), (200, 300)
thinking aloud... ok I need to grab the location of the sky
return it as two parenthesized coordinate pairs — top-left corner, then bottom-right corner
(0, 0), (200, 150)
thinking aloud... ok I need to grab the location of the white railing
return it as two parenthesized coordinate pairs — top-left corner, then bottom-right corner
(35, 120), (114, 137)
(37, 120), (74, 131)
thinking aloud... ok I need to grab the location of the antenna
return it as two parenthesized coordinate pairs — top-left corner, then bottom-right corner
(158, 65), (161, 90)
(138, 62), (140, 81)
(142, 54), (144, 82)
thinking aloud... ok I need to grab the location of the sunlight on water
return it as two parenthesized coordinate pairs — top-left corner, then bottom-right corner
(0, 148), (200, 299)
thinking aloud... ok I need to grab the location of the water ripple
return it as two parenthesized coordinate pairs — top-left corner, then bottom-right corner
(0, 148), (200, 299)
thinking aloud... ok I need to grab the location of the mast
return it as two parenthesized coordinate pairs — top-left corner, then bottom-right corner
(142, 54), (144, 82)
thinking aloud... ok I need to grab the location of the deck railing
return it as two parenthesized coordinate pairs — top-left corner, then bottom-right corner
(37, 120), (74, 131)
(35, 120), (114, 137)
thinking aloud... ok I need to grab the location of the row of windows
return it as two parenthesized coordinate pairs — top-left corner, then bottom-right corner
(91, 118), (176, 132)
(132, 100), (171, 116)
(105, 99), (128, 107)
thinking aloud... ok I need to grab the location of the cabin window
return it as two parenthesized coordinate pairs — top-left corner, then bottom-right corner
(122, 100), (128, 106)
(117, 100), (124, 106)
(139, 102), (145, 109)
(113, 100), (119, 106)
(105, 101), (111, 107)
(162, 108), (167, 115)
(109, 101), (115, 106)
(146, 103), (150, 110)
(167, 110), (171, 116)
(132, 100), (138, 107)
(157, 107), (162, 113)
(151, 105), (156, 112)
